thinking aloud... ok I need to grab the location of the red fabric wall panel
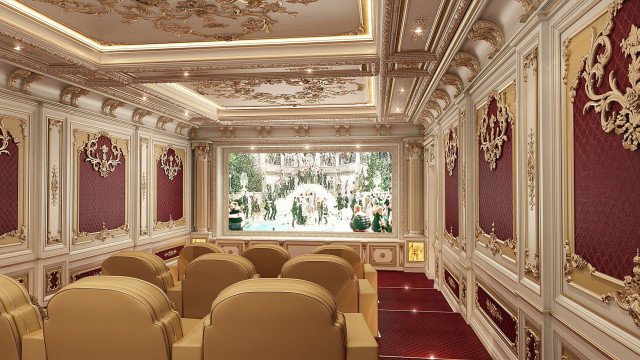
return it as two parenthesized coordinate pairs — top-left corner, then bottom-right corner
(478, 98), (514, 240)
(477, 285), (517, 346)
(78, 135), (126, 233)
(444, 268), (459, 299)
(444, 131), (459, 237)
(156, 148), (184, 223)
(0, 134), (19, 235)
(571, 0), (639, 280)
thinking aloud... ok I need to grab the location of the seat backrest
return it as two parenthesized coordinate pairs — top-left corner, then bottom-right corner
(101, 251), (174, 292)
(182, 253), (257, 319)
(177, 243), (224, 281)
(203, 278), (346, 360)
(241, 244), (291, 278)
(44, 276), (182, 360)
(312, 245), (364, 278)
(281, 254), (359, 313)
(0, 275), (42, 360)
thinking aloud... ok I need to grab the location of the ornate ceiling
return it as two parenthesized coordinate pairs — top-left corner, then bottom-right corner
(0, 0), (539, 130)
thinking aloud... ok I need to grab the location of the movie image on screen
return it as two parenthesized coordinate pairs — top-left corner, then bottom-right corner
(227, 151), (393, 233)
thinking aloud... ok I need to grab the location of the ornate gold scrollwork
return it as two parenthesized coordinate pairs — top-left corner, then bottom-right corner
(476, 222), (516, 258)
(84, 135), (122, 177)
(524, 326), (541, 360)
(0, 119), (10, 156)
(477, 92), (514, 170)
(486, 300), (504, 321)
(32, 0), (320, 42)
(160, 148), (183, 180)
(602, 249), (640, 327)
(527, 129), (536, 210)
(563, 240), (596, 283)
(50, 165), (59, 206)
(444, 127), (458, 176)
(582, 0), (640, 151)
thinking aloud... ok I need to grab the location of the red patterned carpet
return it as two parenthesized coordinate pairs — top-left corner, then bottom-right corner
(377, 271), (492, 360)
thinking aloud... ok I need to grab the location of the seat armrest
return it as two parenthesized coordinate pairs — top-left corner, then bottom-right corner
(344, 313), (378, 360)
(358, 279), (378, 337)
(173, 317), (206, 360)
(22, 329), (46, 360)
(168, 263), (179, 283)
(167, 282), (183, 317)
(363, 264), (377, 291)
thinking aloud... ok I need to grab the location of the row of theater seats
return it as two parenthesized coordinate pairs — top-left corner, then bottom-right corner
(0, 244), (378, 360)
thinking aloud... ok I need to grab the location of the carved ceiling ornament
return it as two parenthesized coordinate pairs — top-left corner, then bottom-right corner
(101, 98), (126, 117)
(467, 20), (504, 59)
(60, 85), (89, 107)
(581, 0), (640, 151)
(477, 91), (514, 170)
(159, 147), (183, 181)
(7, 69), (43, 95)
(516, 0), (541, 23)
(444, 126), (458, 176)
(156, 116), (173, 130)
(194, 77), (365, 105)
(132, 108), (152, 124)
(440, 73), (463, 98)
(426, 100), (442, 117)
(452, 52), (480, 82)
(433, 89), (451, 109)
(84, 133), (123, 177)
(31, 0), (320, 42)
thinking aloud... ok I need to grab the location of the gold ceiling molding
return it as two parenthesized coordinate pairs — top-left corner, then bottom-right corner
(84, 133), (123, 178)
(582, 0), (640, 151)
(452, 52), (480, 82)
(477, 91), (514, 170)
(433, 89), (451, 109)
(602, 250), (640, 327)
(132, 108), (152, 125)
(440, 73), (463, 98)
(31, 0), (320, 42)
(338, 24), (366, 36)
(444, 126), (458, 176)
(156, 116), (173, 130)
(426, 100), (442, 117)
(194, 78), (365, 105)
(516, 0), (541, 23)
(101, 98), (126, 118)
(467, 20), (504, 60)
(7, 68), (44, 95)
(175, 122), (191, 135)
(60, 85), (89, 108)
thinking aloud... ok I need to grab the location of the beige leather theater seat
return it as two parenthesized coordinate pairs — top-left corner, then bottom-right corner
(181, 253), (258, 319)
(281, 254), (378, 337)
(312, 245), (378, 290)
(241, 244), (291, 278)
(176, 243), (224, 281)
(42, 276), (188, 360)
(173, 278), (378, 360)
(101, 251), (183, 315)
(0, 274), (43, 360)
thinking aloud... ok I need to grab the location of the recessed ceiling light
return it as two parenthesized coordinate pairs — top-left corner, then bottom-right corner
(141, 95), (147, 101)
(305, 68), (313, 73)
(411, 16), (427, 41)
(184, 110), (189, 116)
(356, 144), (361, 149)
(250, 146), (256, 150)
(183, 71), (189, 77)
(399, 87), (406, 93)
(13, 44), (21, 51)
(395, 107), (401, 112)
(305, 145), (310, 150)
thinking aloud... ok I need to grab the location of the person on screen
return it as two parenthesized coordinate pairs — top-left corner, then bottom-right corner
(291, 197), (299, 228)
(229, 202), (244, 231)
(350, 204), (371, 232)
(371, 206), (383, 233)
(382, 198), (392, 233)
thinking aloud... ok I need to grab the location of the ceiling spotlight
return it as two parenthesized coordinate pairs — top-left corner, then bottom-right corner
(356, 144), (361, 149)
(305, 145), (310, 150)
(141, 95), (148, 101)
(395, 107), (401, 112)
(250, 146), (256, 151)
(183, 71), (189, 77)
(184, 110), (190, 116)
(399, 87), (406, 93)
(305, 68), (313, 73)
(411, 16), (427, 41)
(13, 44), (21, 51)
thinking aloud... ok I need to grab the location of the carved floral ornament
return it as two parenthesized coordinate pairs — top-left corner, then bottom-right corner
(32, 0), (320, 42)
(0, 119), (10, 156)
(477, 91), (514, 170)
(84, 134), (123, 177)
(581, 0), (640, 151)
(160, 148), (183, 181)
(444, 127), (458, 176)
(194, 77), (366, 105)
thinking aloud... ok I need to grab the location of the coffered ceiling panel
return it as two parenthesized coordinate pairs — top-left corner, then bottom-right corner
(15, 0), (367, 46)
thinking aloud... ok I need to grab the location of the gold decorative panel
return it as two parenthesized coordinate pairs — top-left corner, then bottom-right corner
(0, 115), (28, 248)
(407, 241), (425, 262)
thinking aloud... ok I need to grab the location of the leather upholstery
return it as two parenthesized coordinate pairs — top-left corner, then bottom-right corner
(203, 278), (347, 360)
(182, 253), (257, 319)
(101, 251), (175, 292)
(281, 254), (359, 313)
(312, 245), (364, 278)
(44, 276), (183, 360)
(177, 243), (224, 281)
(0, 275), (42, 360)
(241, 244), (291, 278)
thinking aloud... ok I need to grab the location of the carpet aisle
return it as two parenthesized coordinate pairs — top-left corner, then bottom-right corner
(377, 271), (492, 360)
